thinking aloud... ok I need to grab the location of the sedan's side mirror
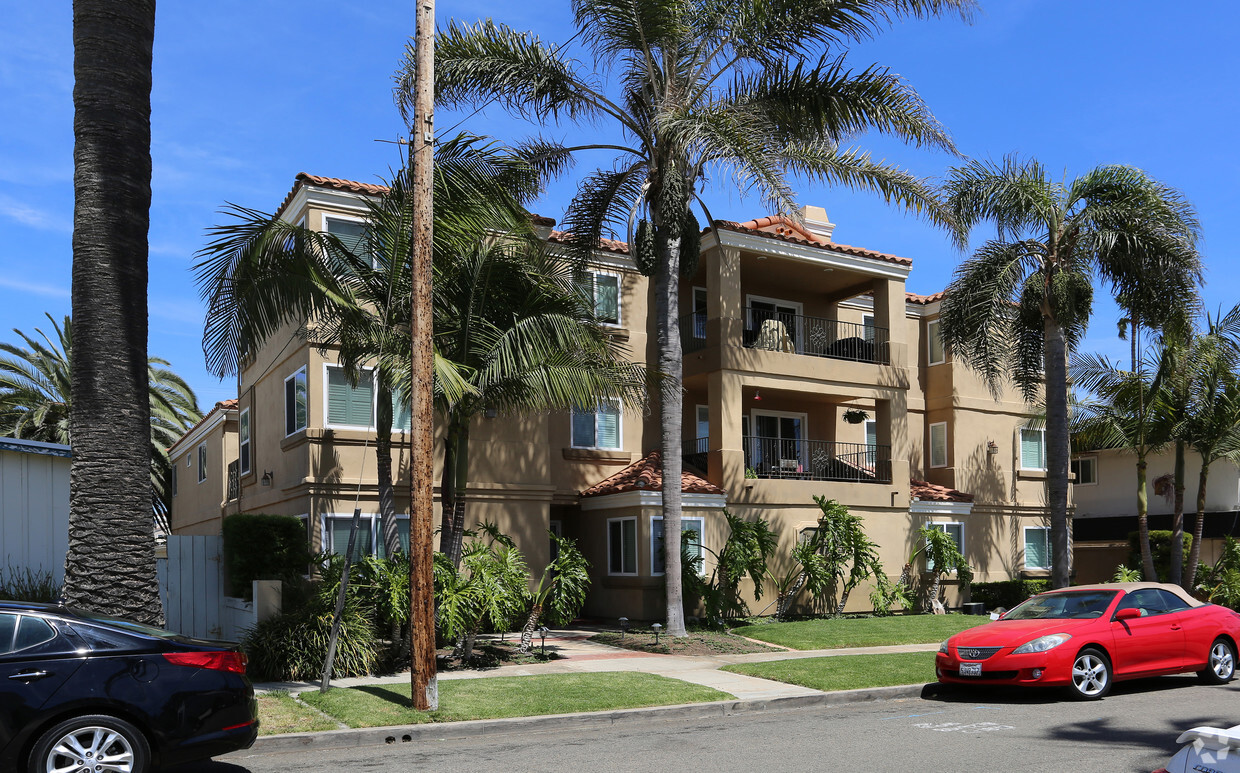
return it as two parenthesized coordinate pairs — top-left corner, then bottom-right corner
(1115, 607), (1141, 621)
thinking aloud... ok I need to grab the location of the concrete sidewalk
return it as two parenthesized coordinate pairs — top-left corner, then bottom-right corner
(255, 629), (940, 702)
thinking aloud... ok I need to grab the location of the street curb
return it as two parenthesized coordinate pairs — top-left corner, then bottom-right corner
(242, 683), (932, 756)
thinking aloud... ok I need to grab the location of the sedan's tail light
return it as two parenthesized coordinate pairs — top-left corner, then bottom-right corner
(164, 651), (248, 674)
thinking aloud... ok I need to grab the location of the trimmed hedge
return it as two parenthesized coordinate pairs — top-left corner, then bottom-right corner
(222, 514), (310, 598)
(1126, 530), (1192, 582)
(968, 580), (1050, 611)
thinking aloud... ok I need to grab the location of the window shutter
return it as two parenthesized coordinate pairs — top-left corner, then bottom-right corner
(392, 393), (412, 431)
(1021, 429), (1044, 469)
(595, 273), (619, 323)
(327, 218), (369, 261)
(1026, 529), (1048, 569)
(332, 518), (373, 560)
(328, 368), (374, 427)
(571, 408), (595, 447)
(596, 404), (620, 449)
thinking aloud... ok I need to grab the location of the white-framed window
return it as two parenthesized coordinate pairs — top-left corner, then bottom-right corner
(865, 419), (878, 466)
(576, 269), (621, 325)
(284, 367), (308, 436)
(693, 404), (709, 451)
(1024, 526), (1051, 570)
(171, 463), (177, 497)
(197, 443), (208, 483)
(324, 213), (373, 266)
(750, 409), (808, 474)
(607, 517), (638, 575)
(238, 408), (251, 475)
(571, 401), (621, 450)
(322, 513), (407, 559)
(927, 319), (945, 365)
(326, 365), (375, 429)
(1071, 456), (1097, 486)
(926, 522), (964, 572)
(1020, 427), (1047, 470)
(651, 516), (704, 576)
(929, 422), (947, 468)
(863, 313), (876, 344)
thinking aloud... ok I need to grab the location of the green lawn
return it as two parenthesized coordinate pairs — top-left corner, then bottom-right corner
(257, 692), (341, 736)
(722, 652), (936, 692)
(730, 614), (983, 650)
(297, 673), (733, 729)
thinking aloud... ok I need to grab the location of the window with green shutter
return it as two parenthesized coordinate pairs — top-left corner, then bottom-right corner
(575, 270), (621, 325)
(1024, 527), (1050, 569)
(571, 402), (621, 449)
(1020, 428), (1046, 469)
(327, 366), (375, 428)
(328, 516), (374, 560)
(326, 216), (371, 264)
(392, 392), (412, 431)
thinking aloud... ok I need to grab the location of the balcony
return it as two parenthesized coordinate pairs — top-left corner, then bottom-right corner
(742, 307), (887, 364)
(743, 436), (891, 483)
(227, 459), (240, 501)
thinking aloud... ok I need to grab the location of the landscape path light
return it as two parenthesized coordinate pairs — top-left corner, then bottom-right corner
(619, 617), (629, 639)
(652, 622), (663, 646)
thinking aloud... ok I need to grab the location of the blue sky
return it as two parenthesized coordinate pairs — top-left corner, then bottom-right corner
(2, 1), (1237, 409)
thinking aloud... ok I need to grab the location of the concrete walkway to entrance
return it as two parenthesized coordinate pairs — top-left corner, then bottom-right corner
(255, 629), (940, 702)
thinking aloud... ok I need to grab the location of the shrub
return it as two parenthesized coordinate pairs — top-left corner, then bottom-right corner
(0, 566), (60, 602)
(241, 594), (379, 681)
(969, 580), (1049, 610)
(1126, 530), (1192, 582)
(222, 514), (311, 598)
(1196, 536), (1240, 610)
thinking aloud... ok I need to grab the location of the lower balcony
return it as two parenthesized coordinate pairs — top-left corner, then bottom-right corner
(684, 437), (892, 484)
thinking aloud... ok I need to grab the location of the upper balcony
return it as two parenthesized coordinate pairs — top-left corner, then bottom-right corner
(683, 307), (888, 365)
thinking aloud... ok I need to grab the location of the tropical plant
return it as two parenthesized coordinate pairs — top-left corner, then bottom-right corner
(939, 157), (1203, 588)
(419, 0), (974, 635)
(0, 314), (202, 529)
(242, 593), (380, 681)
(1112, 565), (1142, 583)
(1196, 537), (1240, 610)
(433, 523), (529, 661)
(895, 526), (972, 612)
(677, 510), (777, 625)
(519, 533), (592, 652)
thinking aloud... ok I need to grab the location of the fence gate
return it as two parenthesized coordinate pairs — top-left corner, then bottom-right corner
(157, 535), (224, 640)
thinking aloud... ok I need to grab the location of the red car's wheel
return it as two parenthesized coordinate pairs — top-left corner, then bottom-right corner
(1068, 647), (1112, 700)
(1198, 638), (1237, 684)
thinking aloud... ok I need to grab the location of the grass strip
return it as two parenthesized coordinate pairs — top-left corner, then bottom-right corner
(257, 691), (342, 736)
(298, 673), (734, 728)
(730, 614), (983, 650)
(722, 652), (935, 692)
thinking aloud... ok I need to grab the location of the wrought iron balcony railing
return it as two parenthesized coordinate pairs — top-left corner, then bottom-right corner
(741, 307), (888, 364)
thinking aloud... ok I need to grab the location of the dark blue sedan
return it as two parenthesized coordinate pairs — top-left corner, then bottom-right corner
(0, 601), (257, 773)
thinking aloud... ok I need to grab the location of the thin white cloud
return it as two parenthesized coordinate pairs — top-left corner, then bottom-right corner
(0, 194), (70, 232)
(0, 276), (70, 298)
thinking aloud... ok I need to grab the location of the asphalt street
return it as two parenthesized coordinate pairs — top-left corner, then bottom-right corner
(174, 677), (1239, 773)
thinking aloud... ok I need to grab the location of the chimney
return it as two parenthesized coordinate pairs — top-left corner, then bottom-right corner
(797, 205), (836, 242)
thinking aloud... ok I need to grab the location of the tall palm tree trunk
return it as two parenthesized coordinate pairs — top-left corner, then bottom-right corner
(1187, 456), (1211, 588)
(1044, 317), (1072, 589)
(64, 0), (162, 625)
(376, 381), (402, 557)
(1136, 454), (1157, 580)
(1171, 440), (1186, 586)
(440, 420), (461, 556)
(438, 417), (470, 566)
(653, 204), (687, 637)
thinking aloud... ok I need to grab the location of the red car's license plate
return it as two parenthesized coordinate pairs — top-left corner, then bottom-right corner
(959, 662), (982, 676)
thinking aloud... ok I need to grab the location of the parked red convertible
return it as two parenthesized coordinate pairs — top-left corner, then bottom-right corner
(936, 582), (1240, 699)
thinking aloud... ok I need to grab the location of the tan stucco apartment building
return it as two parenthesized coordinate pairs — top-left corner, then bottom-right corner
(169, 174), (1061, 618)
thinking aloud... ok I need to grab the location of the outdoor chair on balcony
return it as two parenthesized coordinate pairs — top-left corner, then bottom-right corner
(754, 318), (794, 353)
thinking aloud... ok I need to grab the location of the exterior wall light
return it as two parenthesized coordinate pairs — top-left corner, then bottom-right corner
(261, 471), (273, 487)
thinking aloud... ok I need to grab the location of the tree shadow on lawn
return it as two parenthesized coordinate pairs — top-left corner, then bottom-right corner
(921, 674), (1230, 705)
(354, 683), (414, 707)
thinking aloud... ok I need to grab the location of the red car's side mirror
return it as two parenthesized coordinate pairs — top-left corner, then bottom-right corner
(1115, 607), (1141, 621)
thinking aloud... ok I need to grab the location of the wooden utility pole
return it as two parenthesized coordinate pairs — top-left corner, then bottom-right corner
(409, 0), (438, 711)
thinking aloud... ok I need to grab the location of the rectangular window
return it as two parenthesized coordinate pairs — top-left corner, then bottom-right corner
(327, 365), (375, 428)
(651, 516), (704, 576)
(608, 517), (637, 575)
(865, 419), (878, 466)
(284, 367), (307, 436)
(1021, 428), (1046, 470)
(863, 314), (876, 344)
(927, 319), (945, 365)
(197, 443), (207, 483)
(392, 392), (412, 432)
(325, 215), (372, 265)
(1071, 456), (1097, 486)
(929, 422), (947, 468)
(1024, 526), (1051, 570)
(375, 516), (409, 558)
(238, 408), (251, 475)
(576, 270), (620, 325)
(326, 515), (375, 560)
(571, 402), (621, 449)
(692, 286), (708, 339)
(926, 522), (964, 572)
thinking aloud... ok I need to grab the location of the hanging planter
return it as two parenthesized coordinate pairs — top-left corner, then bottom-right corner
(842, 409), (869, 425)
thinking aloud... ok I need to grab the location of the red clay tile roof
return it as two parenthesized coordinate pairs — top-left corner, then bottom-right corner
(546, 229), (631, 255)
(581, 451), (725, 498)
(168, 399), (238, 453)
(910, 479), (974, 503)
(714, 215), (912, 267)
(906, 290), (946, 305)
(275, 173), (556, 226)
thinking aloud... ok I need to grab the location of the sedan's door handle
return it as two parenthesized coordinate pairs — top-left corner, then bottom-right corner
(7, 670), (51, 681)
(1170, 624), (1183, 631)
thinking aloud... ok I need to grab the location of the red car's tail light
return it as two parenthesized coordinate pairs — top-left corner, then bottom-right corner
(164, 651), (248, 674)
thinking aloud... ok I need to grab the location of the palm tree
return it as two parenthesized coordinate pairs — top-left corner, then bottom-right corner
(68, 0), (161, 624)
(0, 315), (202, 529)
(417, 0), (974, 635)
(1072, 350), (1175, 580)
(939, 157), (1202, 588)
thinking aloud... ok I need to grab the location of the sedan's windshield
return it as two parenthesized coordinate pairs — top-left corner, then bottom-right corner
(1004, 590), (1118, 620)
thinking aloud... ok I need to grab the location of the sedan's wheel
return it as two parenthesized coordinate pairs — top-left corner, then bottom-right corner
(1199, 638), (1237, 684)
(29, 714), (150, 773)
(1068, 647), (1112, 700)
